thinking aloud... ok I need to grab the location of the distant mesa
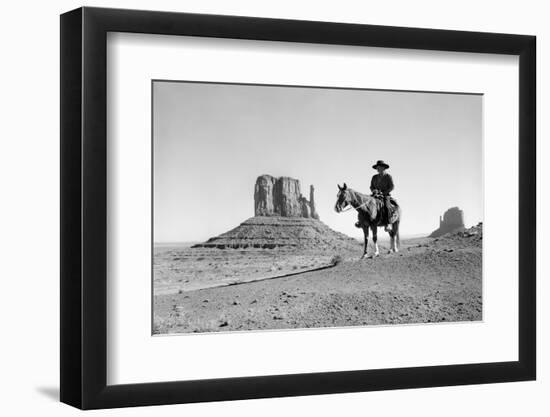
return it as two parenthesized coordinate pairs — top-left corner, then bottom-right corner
(254, 175), (319, 219)
(430, 207), (465, 238)
(192, 175), (355, 250)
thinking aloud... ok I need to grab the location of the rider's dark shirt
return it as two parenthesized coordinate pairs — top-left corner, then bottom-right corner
(370, 173), (394, 195)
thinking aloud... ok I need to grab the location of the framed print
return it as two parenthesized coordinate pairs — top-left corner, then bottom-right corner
(60, 7), (536, 409)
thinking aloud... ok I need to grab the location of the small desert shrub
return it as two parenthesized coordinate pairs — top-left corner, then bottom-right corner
(331, 255), (343, 265)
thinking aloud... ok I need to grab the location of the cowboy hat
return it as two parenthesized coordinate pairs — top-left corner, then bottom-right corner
(372, 160), (390, 170)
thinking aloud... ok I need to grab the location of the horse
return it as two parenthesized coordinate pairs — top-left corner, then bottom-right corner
(334, 183), (401, 259)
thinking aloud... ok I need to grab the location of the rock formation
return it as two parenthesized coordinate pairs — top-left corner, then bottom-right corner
(309, 185), (319, 220)
(193, 175), (352, 249)
(430, 207), (465, 237)
(254, 175), (319, 219)
(253, 175), (276, 216)
(192, 216), (357, 250)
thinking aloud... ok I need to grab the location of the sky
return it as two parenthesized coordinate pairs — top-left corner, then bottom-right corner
(153, 81), (482, 243)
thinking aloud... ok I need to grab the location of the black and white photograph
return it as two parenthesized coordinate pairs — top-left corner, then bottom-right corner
(152, 81), (483, 335)
(0, 0), (544, 413)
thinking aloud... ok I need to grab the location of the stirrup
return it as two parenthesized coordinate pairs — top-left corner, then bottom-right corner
(384, 224), (392, 232)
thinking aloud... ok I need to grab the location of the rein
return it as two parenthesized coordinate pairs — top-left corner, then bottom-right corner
(340, 190), (380, 213)
(340, 201), (368, 212)
(340, 193), (370, 212)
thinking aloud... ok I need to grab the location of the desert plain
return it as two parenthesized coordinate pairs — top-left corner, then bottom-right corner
(153, 224), (482, 334)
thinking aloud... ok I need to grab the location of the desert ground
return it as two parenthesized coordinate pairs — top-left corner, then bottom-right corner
(153, 225), (482, 334)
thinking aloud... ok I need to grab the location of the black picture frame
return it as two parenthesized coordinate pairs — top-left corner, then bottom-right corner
(60, 6), (536, 410)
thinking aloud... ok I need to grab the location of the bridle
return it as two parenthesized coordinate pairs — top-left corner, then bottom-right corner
(337, 190), (369, 212)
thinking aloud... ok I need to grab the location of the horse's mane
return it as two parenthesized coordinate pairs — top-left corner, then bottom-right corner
(347, 188), (382, 219)
(347, 188), (370, 203)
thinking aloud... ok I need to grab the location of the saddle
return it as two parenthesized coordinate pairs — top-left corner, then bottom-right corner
(371, 189), (398, 224)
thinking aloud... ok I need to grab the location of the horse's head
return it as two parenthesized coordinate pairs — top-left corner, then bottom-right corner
(334, 183), (351, 213)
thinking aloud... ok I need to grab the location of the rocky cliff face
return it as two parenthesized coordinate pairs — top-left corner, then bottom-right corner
(430, 207), (465, 237)
(254, 175), (319, 219)
(253, 175), (277, 216)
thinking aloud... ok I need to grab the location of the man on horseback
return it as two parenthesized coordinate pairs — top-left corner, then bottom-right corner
(336, 176), (401, 257)
(354, 160), (397, 232)
(370, 160), (397, 232)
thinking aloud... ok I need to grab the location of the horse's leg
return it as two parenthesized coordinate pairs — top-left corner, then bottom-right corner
(372, 227), (380, 257)
(355, 212), (362, 228)
(361, 225), (369, 259)
(389, 230), (395, 253)
(393, 220), (400, 252)
(388, 221), (398, 253)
